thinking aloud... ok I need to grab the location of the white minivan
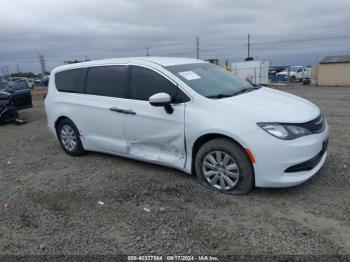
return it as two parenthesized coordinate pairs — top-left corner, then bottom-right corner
(45, 57), (328, 194)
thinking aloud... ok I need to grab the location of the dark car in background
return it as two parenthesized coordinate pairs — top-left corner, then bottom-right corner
(0, 79), (33, 123)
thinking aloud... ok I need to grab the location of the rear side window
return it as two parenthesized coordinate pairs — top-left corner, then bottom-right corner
(130, 66), (177, 101)
(55, 68), (86, 93)
(12, 80), (28, 91)
(85, 66), (128, 98)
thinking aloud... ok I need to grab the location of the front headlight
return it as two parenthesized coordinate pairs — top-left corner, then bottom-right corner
(257, 122), (312, 140)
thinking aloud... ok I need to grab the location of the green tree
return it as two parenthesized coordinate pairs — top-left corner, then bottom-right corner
(11, 72), (38, 78)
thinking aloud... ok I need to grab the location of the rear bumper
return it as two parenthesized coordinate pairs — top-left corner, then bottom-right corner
(245, 123), (329, 188)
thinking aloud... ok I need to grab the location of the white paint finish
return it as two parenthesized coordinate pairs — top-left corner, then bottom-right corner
(45, 57), (329, 188)
(149, 92), (171, 104)
(72, 94), (128, 154)
(217, 87), (320, 123)
(122, 100), (186, 168)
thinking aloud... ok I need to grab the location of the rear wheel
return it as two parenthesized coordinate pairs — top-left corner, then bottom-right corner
(195, 138), (254, 194)
(56, 118), (84, 156)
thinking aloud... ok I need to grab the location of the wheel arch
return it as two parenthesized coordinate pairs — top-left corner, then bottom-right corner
(54, 116), (81, 138)
(54, 115), (69, 129)
(191, 133), (255, 177)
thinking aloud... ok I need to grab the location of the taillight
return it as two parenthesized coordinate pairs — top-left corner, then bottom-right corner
(43, 90), (48, 99)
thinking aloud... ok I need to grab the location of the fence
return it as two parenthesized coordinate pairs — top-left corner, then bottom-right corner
(231, 61), (269, 85)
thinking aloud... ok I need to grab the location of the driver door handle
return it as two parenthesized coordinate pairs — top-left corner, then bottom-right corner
(110, 107), (136, 115)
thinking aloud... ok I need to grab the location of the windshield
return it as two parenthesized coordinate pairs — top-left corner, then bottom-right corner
(165, 63), (255, 98)
(283, 66), (302, 73)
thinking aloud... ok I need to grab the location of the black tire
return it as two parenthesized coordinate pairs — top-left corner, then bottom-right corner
(303, 79), (310, 85)
(56, 118), (84, 156)
(289, 76), (296, 83)
(195, 138), (254, 195)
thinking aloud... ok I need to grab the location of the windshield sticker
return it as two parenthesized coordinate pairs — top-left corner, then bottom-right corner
(179, 71), (201, 81)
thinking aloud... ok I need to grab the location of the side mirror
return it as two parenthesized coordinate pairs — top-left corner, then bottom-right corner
(149, 92), (173, 114)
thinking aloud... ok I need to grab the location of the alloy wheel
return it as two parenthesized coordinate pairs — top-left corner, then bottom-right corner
(60, 125), (77, 152)
(201, 151), (240, 190)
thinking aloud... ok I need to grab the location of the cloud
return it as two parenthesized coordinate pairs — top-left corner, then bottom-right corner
(0, 0), (350, 72)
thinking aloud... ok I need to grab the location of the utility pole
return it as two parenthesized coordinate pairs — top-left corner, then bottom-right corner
(85, 55), (88, 61)
(39, 55), (43, 76)
(146, 46), (149, 56)
(248, 34), (250, 58)
(196, 36), (200, 59)
(39, 54), (46, 76)
(16, 64), (20, 73)
(245, 34), (254, 61)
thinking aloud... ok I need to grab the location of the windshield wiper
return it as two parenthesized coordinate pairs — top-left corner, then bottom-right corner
(206, 92), (236, 99)
(207, 86), (261, 99)
(231, 87), (260, 96)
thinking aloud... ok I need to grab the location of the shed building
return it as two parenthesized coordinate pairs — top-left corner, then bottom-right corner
(315, 55), (350, 86)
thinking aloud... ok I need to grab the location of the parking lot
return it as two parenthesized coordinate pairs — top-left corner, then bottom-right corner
(0, 85), (349, 256)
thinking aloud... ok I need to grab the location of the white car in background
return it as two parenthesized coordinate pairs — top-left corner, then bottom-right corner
(27, 78), (35, 89)
(277, 66), (311, 82)
(44, 57), (328, 194)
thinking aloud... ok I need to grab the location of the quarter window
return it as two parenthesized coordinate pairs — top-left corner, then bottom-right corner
(85, 66), (128, 98)
(130, 66), (188, 102)
(55, 68), (86, 93)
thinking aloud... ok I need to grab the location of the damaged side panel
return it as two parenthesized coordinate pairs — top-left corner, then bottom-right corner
(123, 102), (186, 169)
(126, 130), (186, 167)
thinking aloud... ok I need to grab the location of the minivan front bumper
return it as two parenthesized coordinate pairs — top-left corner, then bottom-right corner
(244, 123), (329, 188)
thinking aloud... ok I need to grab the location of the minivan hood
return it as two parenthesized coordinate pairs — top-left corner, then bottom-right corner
(217, 87), (319, 123)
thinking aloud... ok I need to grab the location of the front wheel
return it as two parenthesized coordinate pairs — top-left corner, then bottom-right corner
(289, 76), (296, 83)
(195, 138), (254, 195)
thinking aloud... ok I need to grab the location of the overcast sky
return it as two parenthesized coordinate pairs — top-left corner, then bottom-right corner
(1, 0), (350, 73)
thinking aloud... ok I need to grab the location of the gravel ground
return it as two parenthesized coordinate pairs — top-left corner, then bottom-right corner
(0, 85), (349, 257)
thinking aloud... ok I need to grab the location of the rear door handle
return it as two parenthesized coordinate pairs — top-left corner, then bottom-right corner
(109, 107), (124, 113)
(122, 109), (136, 115)
(110, 107), (136, 115)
